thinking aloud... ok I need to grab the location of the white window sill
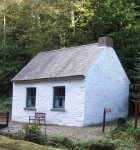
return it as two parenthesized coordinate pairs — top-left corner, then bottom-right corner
(24, 107), (36, 111)
(51, 108), (65, 112)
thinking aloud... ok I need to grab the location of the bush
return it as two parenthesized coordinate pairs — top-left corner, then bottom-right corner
(46, 136), (115, 150)
(0, 135), (61, 150)
(0, 97), (11, 113)
(22, 123), (46, 145)
(74, 140), (115, 150)
(73, 141), (91, 150)
(1, 120), (139, 150)
(46, 136), (75, 149)
(133, 128), (140, 142)
(112, 139), (137, 150)
(107, 120), (138, 150)
(89, 142), (115, 150)
(0, 131), (24, 140)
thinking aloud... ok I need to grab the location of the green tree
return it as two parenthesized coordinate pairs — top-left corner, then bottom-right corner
(0, 0), (139, 98)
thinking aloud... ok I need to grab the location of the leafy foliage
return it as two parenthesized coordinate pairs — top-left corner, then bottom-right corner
(129, 29), (140, 101)
(1, 120), (140, 149)
(0, 0), (139, 101)
(46, 136), (75, 149)
(22, 123), (46, 145)
(46, 136), (115, 150)
(46, 120), (140, 150)
(0, 135), (61, 150)
(0, 97), (11, 112)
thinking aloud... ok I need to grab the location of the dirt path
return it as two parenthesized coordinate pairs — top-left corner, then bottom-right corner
(43, 124), (115, 140)
(1, 121), (116, 141)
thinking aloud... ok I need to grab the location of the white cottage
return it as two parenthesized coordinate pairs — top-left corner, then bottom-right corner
(11, 37), (130, 127)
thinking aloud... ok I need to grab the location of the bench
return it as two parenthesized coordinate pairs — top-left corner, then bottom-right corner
(29, 112), (46, 125)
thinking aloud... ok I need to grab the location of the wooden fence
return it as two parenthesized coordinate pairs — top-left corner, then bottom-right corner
(0, 112), (9, 129)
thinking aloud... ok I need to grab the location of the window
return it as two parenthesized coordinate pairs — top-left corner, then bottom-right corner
(53, 86), (65, 108)
(26, 88), (36, 107)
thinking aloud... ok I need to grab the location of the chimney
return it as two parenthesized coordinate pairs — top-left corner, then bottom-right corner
(98, 37), (113, 47)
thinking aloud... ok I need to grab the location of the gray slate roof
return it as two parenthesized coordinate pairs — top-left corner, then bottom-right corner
(12, 43), (104, 81)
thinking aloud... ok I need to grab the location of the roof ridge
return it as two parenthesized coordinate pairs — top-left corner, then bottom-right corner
(40, 43), (98, 54)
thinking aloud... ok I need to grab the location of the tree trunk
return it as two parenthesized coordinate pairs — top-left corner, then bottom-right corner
(3, 0), (6, 48)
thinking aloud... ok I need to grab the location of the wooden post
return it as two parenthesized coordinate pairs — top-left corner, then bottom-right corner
(102, 109), (106, 133)
(3, 0), (6, 48)
(102, 108), (111, 133)
(45, 127), (47, 138)
(133, 100), (140, 129)
(6, 112), (9, 127)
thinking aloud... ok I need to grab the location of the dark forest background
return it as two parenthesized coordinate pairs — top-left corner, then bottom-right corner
(0, 0), (140, 102)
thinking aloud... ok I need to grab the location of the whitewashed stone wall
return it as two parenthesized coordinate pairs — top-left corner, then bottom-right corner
(12, 78), (85, 127)
(12, 46), (130, 127)
(84, 47), (130, 125)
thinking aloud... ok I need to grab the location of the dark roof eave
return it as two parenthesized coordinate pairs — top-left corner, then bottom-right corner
(11, 75), (85, 82)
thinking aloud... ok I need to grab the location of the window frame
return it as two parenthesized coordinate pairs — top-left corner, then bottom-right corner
(26, 87), (36, 108)
(53, 86), (65, 109)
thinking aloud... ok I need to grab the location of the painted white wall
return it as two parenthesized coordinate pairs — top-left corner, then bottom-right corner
(84, 47), (130, 125)
(12, 78), (85, 127)
(12, 46), (130, 127)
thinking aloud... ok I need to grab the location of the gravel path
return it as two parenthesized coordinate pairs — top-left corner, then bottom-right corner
(0, 121), (116, 141)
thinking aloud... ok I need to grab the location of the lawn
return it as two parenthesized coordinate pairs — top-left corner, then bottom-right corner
(45, 120), (140, 150)
(0, 120), (140, 150)
(0, 135), (63, 150)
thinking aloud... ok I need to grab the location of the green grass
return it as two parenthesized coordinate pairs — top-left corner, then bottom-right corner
(46, 120), (140, 150)
(0, 135), (63, 150)
(1, 120), (140, 150)
(105, 119), (140, 150)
